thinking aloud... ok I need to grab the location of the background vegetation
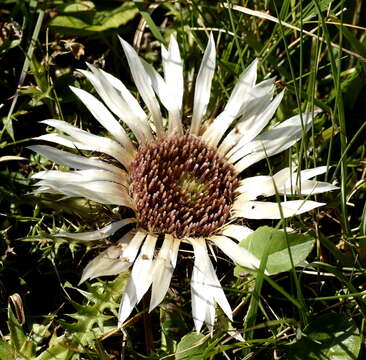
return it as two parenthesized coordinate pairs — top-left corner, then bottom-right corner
(0, 0), (365, 358)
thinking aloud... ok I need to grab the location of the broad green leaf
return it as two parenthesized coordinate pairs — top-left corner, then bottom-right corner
(235, 226), (314, 276)
(8, 305), (27, 352)
(160, 303), (188, 353)
(49, 2), (138, 35)
(2, 116), (15, 140)
(8, 305), (35, 358)
(133, 0), (165, 44)
(288, 313), (361, 359)
(36, 340), (72, 360)
(0, 339), (14, 360)
(63, 1), (95, 13)
(175, 333), (208, 360)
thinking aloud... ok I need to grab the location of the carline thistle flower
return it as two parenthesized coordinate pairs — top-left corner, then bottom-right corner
(30, 34), (337, 332)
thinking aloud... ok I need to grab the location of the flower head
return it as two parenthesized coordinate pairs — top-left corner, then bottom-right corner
(30, 34), (337, 332)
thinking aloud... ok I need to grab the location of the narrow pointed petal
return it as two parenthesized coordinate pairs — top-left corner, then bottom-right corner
(219, 224), (253, 242)
(119, 234), (157, 325)
(32, 169), (129, 189)
(236, 166), (337, 200)
(211, 235), (260, 269)
(224, 90), (284, 158)
(79, 231), (135, 283)
(119, 37), (164, 137)
(78, 69), (140, 143)
(190, 238), (232, 332)
(79, 245), (124, 284)
(299, 166), (328, 180)
(54, 219), (136, 241)
(149, 235), (180, 311)
(37, 119), (134, 168)
(190, 33), (216, 135)
(98, 68), (151, 127)
(98, 69), (148, 120)
(28, 145), (125, 177)
(35, 133), (132, 170)
(224, 59), (258, 114)
(230, 113), (312, 164)
(276, 166), (338, 196)
(142, 60), (183, 134)
(80, 231), (146, 284)
(70, 86), (135, 152)
(119, 231), (147, 262)
(34, 179), (135, 208)
(81, 66), (153, 144)
(218, 79), (275, 155)
(203, 59), (258, 147)
(273, 167), (296, 188)
(239, 78), (275, 119)
(236, 175), (276, 202)
(31, 186), (58, 194)
(191, 260), (213, 331)
(293, 180), (339, 195)
(232, 111), (320, 173)
(163, 35), (184, 134)
(233, 199), (326, 219)
(164, 35), (184, 105)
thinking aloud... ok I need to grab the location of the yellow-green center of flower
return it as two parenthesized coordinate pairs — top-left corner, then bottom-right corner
(178, 172), (207, 203)
(128, 133), (238, 238)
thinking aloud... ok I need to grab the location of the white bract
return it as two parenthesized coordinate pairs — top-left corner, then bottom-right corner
(30, 34), (337, 333)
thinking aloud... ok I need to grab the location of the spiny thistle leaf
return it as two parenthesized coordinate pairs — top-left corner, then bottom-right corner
(59, 272), (129, 348)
